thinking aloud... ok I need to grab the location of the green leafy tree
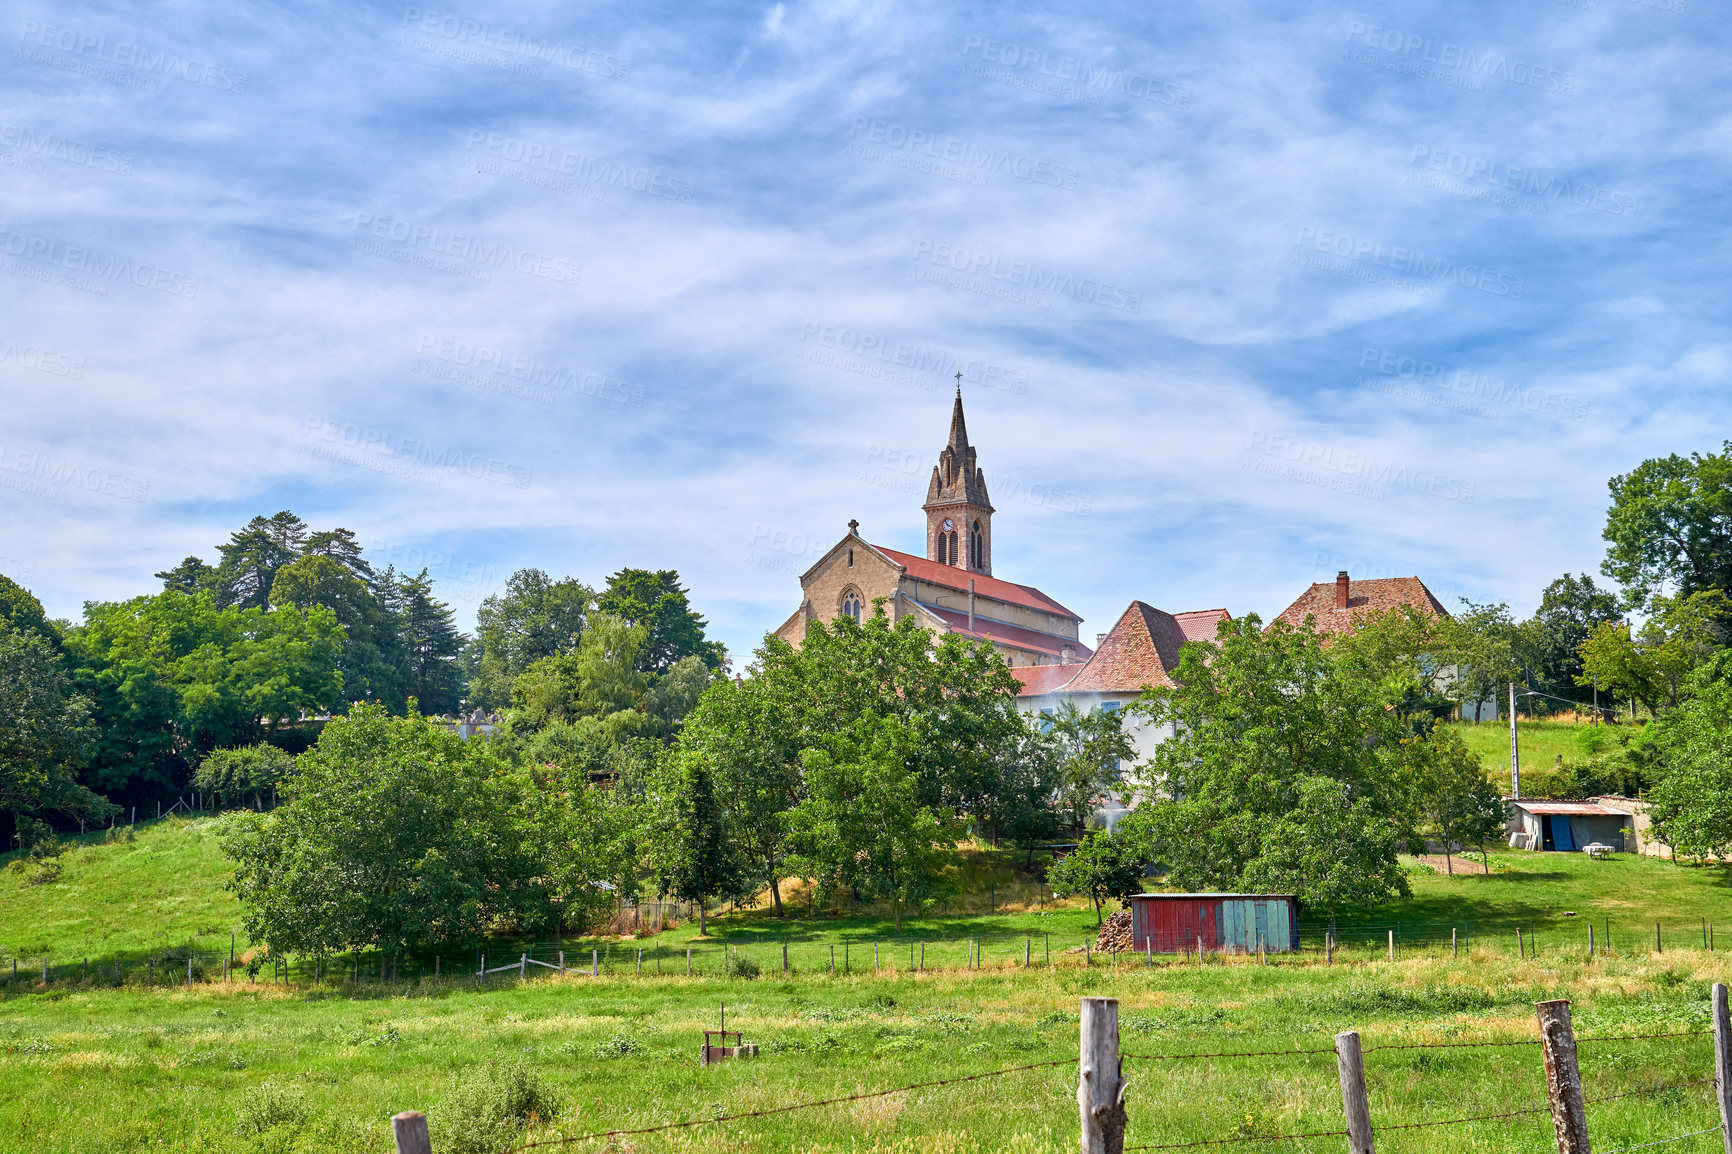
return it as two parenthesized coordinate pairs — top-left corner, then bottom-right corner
(154, 556), (216, 595)
(1046, 829), (1145, 925)
(1645, 650), (1732, 858)
(213, 511), (308, 609)
(1578, 590), (1729, 715)
(1239, 777), (1409, 921)
(271, 553), (400, 707)
(469, 570), (594, 709)
(1518, 574), (1623, 710)
(509, 613), (648, 734)
(596, 569), (725, 674)
(1129, 615), (1423, 910)
(1042, 700), (1136, 831)
(647, 758), (744, 935)
(222, 705), (616, 959)
(1602, 444), (1732, 610)
(193, 743), (296, 808)
(0, 626), (113, 830)
(390, 569), (466, 715)
(668, 672), (802, 915)
(785, 715), (958, 932)
(67, 592), (345, 798)
(0, 573), (60, 645)
(1418, 730), (1505, 874)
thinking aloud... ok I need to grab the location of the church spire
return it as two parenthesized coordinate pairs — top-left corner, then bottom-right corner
(923, 380), (993, 575)
(948, 372), (969, 452)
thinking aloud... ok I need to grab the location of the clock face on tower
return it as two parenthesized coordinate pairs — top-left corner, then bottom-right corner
(941, 518), (954, 531)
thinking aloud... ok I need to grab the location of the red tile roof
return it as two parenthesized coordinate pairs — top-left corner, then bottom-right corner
(915, 601), (1092, 662)
(1173, 608), (1231, 643)
(873, 544), (1082, 621)
(1010, 664), (1084, 695)
(1061, 601), (1193, 695)
(1272, 576), (1449, 636)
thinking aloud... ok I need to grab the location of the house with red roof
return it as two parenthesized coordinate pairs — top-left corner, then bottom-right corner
(774, 388), (1091, 667)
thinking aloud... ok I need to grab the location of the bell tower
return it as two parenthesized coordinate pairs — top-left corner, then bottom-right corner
(923, 379), (994, 575)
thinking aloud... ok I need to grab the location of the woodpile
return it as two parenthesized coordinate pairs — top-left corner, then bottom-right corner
(1095, 910), (1134, 952)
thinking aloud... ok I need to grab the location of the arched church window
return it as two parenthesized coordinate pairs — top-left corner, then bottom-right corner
(841, 589), (863, 621)
(971, 521), (982, 568)
(947, 530), (958, 564)
(936, 534), (948, 564)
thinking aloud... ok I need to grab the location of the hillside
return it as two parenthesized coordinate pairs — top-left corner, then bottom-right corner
(6, 817), (1732, 968)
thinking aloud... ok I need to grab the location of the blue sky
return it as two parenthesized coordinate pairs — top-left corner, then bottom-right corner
(1, 0), (1724, 661)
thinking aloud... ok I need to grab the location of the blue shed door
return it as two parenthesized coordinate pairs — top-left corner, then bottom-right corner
(1552, 815), (1575, 852)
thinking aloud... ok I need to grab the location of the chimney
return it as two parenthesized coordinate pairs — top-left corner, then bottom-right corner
(1096, 632), (1108, 645)
(968, 579), (976, 632)
(1336, 570), (1350, 610)
(1060, 643), (1076, 664)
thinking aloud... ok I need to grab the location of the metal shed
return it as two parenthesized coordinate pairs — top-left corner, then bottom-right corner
(1506, 800), (1633, 852)
(1128, 893), (1300, 954)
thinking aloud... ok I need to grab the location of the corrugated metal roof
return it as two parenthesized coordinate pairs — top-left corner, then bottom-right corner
(1131, 893), (1298, 900)
(1510, 801), (1623, 816)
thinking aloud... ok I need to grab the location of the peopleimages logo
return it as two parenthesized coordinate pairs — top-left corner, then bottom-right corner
(0, 224), (199, 297)
(847, 119), (1079, 190)
(1344, 20), (1576, 94)
(351, 213), (581, 286)
(399, 8), (629, 79)
(1408, 145), (1638, 218)
(1293, 227), (1524, 299)
(0, 124), (132, 174)
(959, 35), (1190, 107)
(798, 323), (1029, 394)
(1245, 430), (1476, 504)
(911, 240), (1141, 313)
(16, 19), (249, 92)
(1358, 345), (1588, 422)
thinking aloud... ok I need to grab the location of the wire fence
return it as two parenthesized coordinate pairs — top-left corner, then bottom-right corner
(8, 913), (1732, 991)
(378, 1013), (1723, 1154)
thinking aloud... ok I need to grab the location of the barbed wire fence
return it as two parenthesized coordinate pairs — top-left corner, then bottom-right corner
(383, 984), (1732, 1154)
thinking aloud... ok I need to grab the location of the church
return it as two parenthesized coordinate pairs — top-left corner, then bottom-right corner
(773, 388), (1091, 667)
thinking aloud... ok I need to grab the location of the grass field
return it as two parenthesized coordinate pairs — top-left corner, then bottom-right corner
(6, 817), (1732, 973)
(4, 948), (1730, 1153)
(1448, 717), (1610, 778)
(8, 817), (1732, 1152)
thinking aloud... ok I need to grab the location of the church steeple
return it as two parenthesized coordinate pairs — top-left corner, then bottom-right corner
(924, 380), (994, 575)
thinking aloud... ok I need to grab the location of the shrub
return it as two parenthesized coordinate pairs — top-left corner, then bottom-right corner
(588, 1032), (643, 1058)
(236, 1081), (310, 1133)
(26, 859), (62, 886)
(722, 950), (760, 980)
(436, 1060), (560, 1154)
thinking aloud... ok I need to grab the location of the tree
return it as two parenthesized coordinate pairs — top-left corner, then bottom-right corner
(193, 743), (296, 809)
(1602, 444), (1732, 611)
(213, 512), (308, 609)
(469, 570), (594, 709)
(1239, 777), (1409, 921)
(0, 626), (113, 829)
(0, 573), (59, 645)
(270, 553), (400, 707)
(1129, 615), (1422, 910)
(596, 569), (725, 674)
(1042, 700), (1136, 831)
(1418, 730), (1505, 875)
(785, 715), (958, 932)
(1645, 650), (1732, 858)
(1448, 601), (1522, 721)
(1046, 829), (1145, 925)
(1519, 574), (1623, 709)
(648, 758), (743, 935)
(509, 613), (648, 734)
(669, 673), (801, 915)
(221, 705), (616, 960)
(154, 556), (216, 595)
(1577, 590), (1729, 715)
(390, 569), (465, 715)
(67, 591), (345, 799)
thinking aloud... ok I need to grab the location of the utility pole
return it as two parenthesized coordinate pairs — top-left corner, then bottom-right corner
(1592, 677), (1599, 726)
(1509, 682), (1521, 799)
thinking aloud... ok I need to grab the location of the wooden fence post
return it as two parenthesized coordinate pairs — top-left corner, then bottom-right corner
(1336, 1030), (1374, 1154)
(1453, 929), (1458, 958)
(1387, 931), (1394, 961)
(1327, 932), (1334, 966)
(686, 948), (692, 976)
(637, 949), (643, 975)
(1518, 929), (1525, 959)
(1712, 983), (1732, 1154)
(519, 954), (526, 980)
(1657, 923), (1663, 953)
(875, 943), (879, 972)
(1588, 927), (1594, 959)
(1026, 938), (1032, 968)
(392, 1110), (433, 1154)
(591, 949), (598, 976)
(783, 942), (788, 973)
(1079, 997), (1127, 1154)
(1536, 999), (1591, 1154)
